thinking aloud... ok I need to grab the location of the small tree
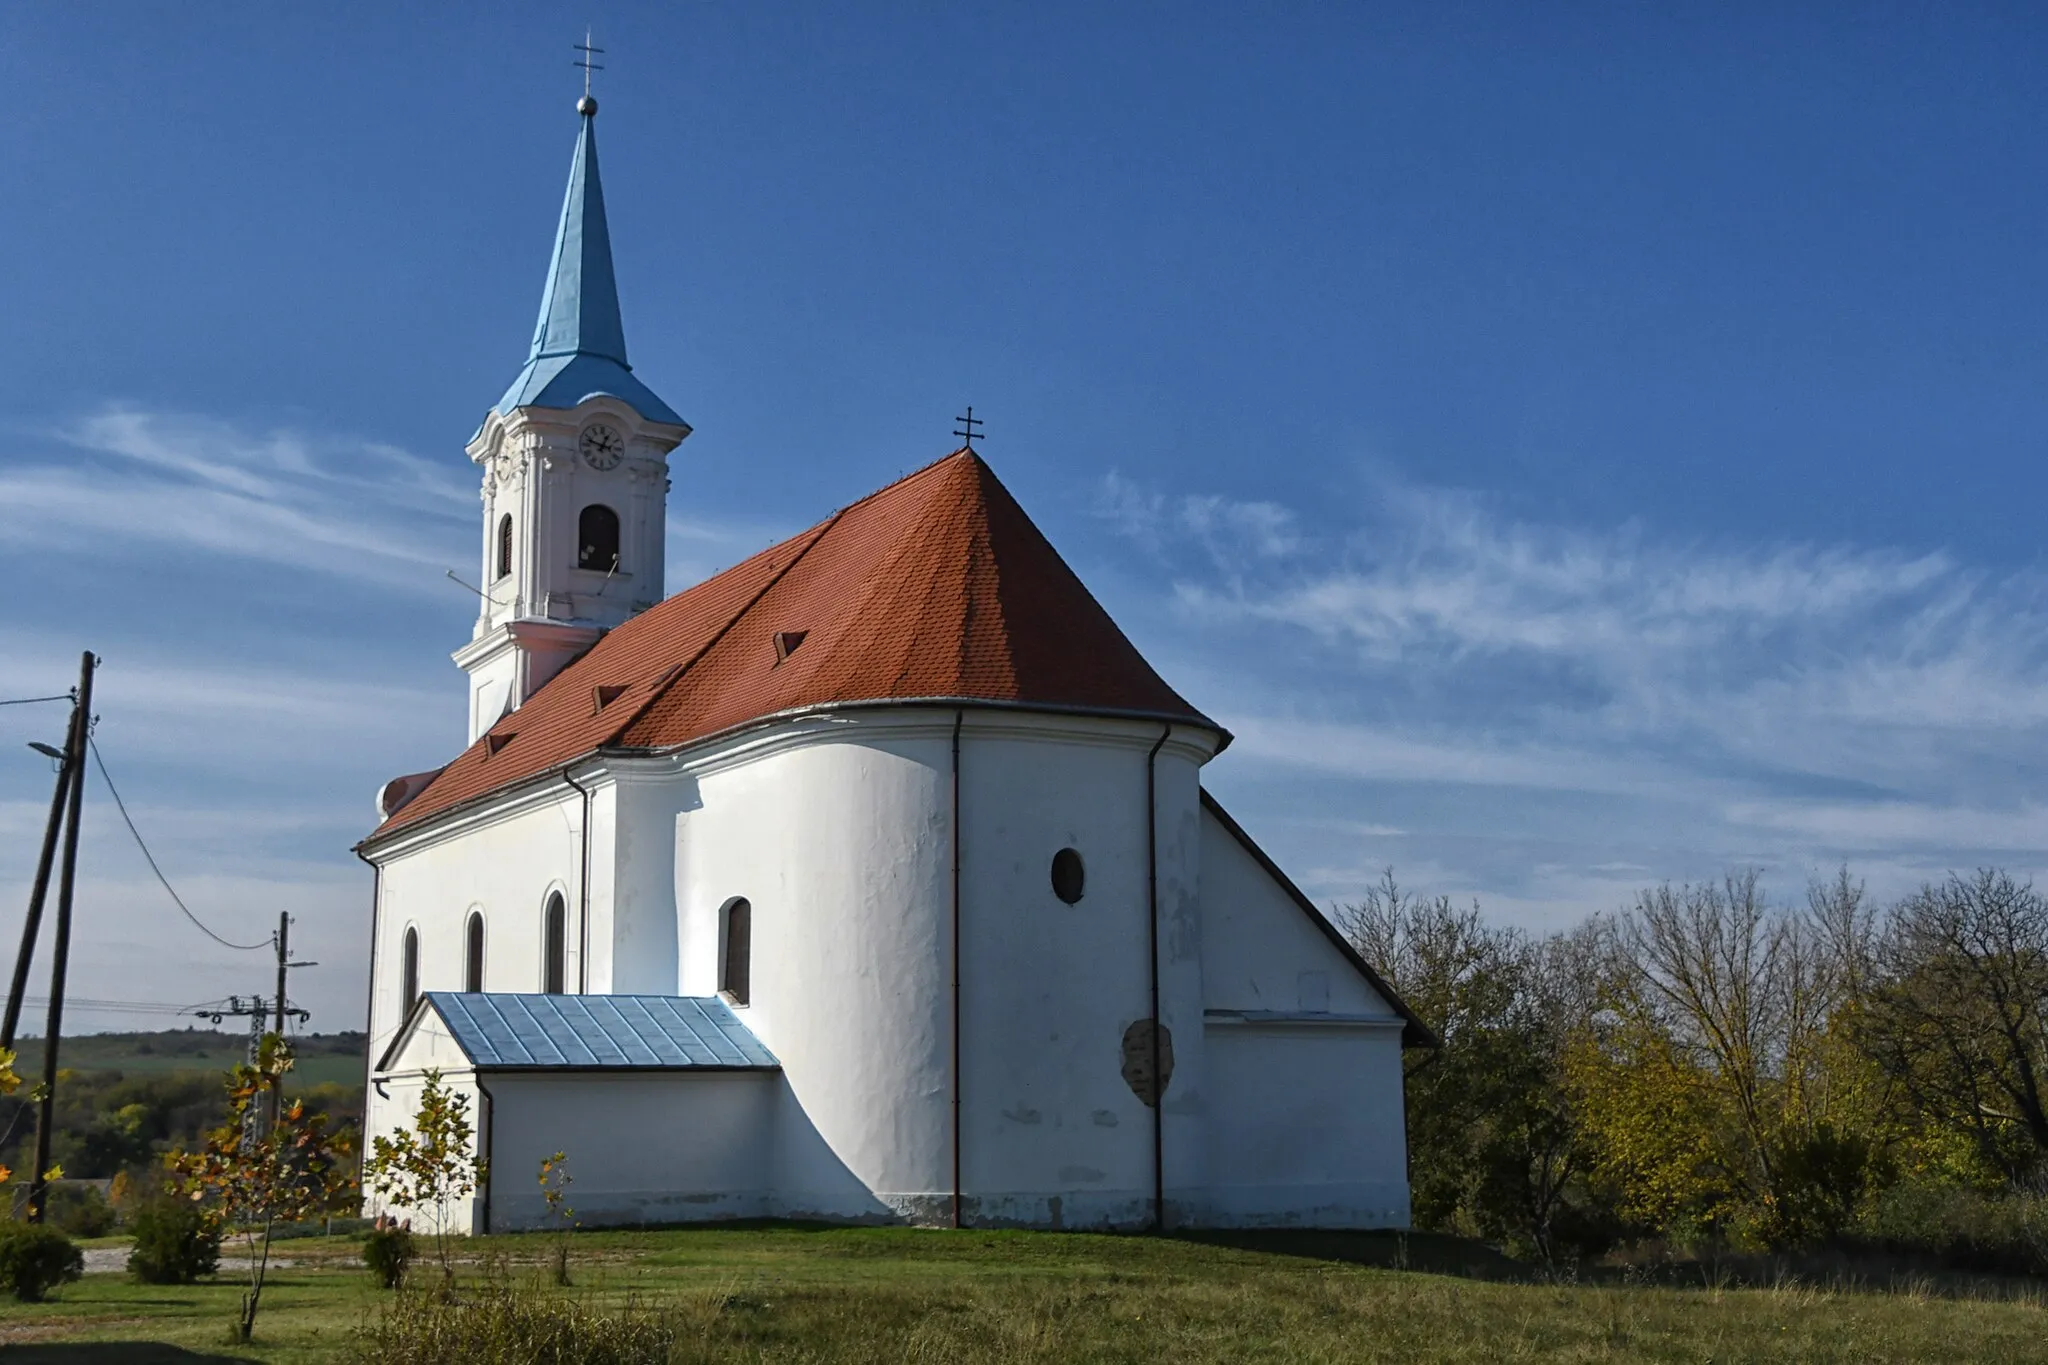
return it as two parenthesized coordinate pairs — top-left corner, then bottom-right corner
(167, 1034), (357, 1341)
(364, 1070), (487, 1278)
(539, 1150), (577, 1285)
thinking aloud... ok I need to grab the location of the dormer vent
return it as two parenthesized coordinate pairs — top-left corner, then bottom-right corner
(773, 630), (809, 664)
(485, 731), (517, 757)
(593, 684), (629, 712)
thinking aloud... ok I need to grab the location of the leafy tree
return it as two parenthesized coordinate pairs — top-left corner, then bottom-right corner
(1853, 870), (2048, 1181)
(166, 1034), (358, 1341)
(1341, 873), (1594, 1259)
(364, 1069), (487, 1277)
(539, 1150), (577, 1285)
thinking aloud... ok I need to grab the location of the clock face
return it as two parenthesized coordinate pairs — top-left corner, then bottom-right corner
(579, 423), (625, 471)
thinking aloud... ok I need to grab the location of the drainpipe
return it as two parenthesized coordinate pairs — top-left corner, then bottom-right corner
(352, 847), (381, 1205)
(950, 709), (965, 1229)
(474, 1074), (495, 1234)
(1145, 724), (1172, 1233)
(564, 769), (594, 994)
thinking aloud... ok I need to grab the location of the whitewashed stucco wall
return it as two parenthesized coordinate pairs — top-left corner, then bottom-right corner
(481, 1071), (777, 1229)
(365, 705), (1413, 1232)
(366, 791), (585, 1068)
(1196, 803), (1411, 1227)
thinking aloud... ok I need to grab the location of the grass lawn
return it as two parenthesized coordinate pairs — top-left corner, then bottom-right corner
(7, 1032), (366, 1088)
(0, 1226), (2044, 1363)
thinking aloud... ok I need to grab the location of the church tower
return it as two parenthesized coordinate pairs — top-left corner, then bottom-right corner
(454, 94), (690, 743)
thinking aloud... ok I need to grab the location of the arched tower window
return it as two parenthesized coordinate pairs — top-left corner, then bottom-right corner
(720, 898), (752, 1007)
(578, 505), (620, 572)
(543, 893), (567, 994)
(401, 926), (420, 1017)
(495, 514), (513, 580)
(464, 911), (486, 993)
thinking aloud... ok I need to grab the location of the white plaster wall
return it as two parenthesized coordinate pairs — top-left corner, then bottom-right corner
(669, 717), (953, 1221)
(364, 705), (1413, 1233)
(480, 1071), (775, 1228)
(657, 708), (1218, 1228)
(956, 719), (1213, 1228)
(1202, 1023), (1410, 1228)
(1199, 805), (1393, 1017)
(366, 792), (585, 1067)
(364, 1012), (487, 1234)
(604, 772), (681, 994)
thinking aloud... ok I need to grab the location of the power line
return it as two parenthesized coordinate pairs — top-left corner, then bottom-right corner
(87, 738), (271, 952)
(0, 695), (70, 708)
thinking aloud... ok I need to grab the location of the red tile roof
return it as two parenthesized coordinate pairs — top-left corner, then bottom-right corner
(368, 451), (1220, 842)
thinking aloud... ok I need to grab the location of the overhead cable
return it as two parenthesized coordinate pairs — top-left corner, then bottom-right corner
(0, 695), (70, 708)
(88, 739), (271, 952)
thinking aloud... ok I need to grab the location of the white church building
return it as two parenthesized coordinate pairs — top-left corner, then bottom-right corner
(359, 93), (1431, 1233)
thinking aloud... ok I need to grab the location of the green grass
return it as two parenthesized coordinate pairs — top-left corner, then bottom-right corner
(8, 1031), (366, 1087)
(1, 1225), (2045, 1363)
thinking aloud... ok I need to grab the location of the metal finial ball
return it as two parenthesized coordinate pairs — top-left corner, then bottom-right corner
(577, 95), (598, 116)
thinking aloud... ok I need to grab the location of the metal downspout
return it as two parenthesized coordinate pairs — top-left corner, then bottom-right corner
(474, 1075), (495, 1234)
(564, 769), (594, 993)
(353, 847), (381, 1200)
(950, 709), (965, 1229)
(1146, 724), (1171, 1233)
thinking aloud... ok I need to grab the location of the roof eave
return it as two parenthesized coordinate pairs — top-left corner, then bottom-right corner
(359, 696), (1232, 856)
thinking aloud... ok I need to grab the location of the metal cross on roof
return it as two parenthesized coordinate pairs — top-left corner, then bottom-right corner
(953, 406), (984, 450)
(574, 30), (606, 102)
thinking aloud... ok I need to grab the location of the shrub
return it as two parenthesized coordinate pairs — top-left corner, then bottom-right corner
(45, 1184), (115, 1238)
(127, 1197), (221, 1285)
(0, 1223), (83, 1302)
(353, 1268), (704, 1364)
(1850, 1180), (2048, 1276)
(363, 1221), (415, 1290)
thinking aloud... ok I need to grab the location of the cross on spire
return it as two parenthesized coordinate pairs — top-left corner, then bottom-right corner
(953, 406), (984, 451)
(574, 30), (605, 110)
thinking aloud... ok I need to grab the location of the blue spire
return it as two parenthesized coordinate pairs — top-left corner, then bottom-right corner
(528, 107), (627, 366)
(496, 100), (683, 426)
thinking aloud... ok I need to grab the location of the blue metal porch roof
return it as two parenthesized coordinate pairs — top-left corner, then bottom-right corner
(424, 993), (776, 1071)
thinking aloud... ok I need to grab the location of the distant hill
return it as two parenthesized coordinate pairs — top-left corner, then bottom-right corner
(9, 1028), (367, 1088)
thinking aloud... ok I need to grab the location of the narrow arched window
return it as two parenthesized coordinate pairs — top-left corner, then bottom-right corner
(464, 911), (485, 993)
(543, 893), (566, 994)
(578, 505), (620, 572)
(401, 926), (420, 1017)
(495, 514), (514, 580)
(720, 898), (751, 1007)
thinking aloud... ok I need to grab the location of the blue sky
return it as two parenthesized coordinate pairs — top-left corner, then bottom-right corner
(3, 5), (2046, 1031)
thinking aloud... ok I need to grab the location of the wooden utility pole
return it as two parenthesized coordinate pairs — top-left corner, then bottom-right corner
(274, 913), (289, 1039)
(1, 653), (92, 1053)
(28, 652), (94, 1224)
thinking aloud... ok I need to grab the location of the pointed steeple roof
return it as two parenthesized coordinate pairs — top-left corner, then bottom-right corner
(496, 100), (684, 427)
(370, 450), (1224, 838)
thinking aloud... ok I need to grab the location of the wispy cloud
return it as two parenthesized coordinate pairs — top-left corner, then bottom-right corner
(0, 407), (474, 593)
(1100, 469), (2048, 918)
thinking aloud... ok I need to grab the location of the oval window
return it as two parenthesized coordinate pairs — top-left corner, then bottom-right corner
(1050, 848), (1085, 904)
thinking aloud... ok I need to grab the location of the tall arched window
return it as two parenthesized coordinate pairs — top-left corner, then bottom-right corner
(464, 911), (486, 993)
(720, 898), (751, 1007)
(401, 926), (420, 1016)
(495, 514), (514, 580)
(577, 505), (620, 572)
(542, 893), (567, 994)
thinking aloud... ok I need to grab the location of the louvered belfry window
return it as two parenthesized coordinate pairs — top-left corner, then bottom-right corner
(578, 505), (620, 572)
